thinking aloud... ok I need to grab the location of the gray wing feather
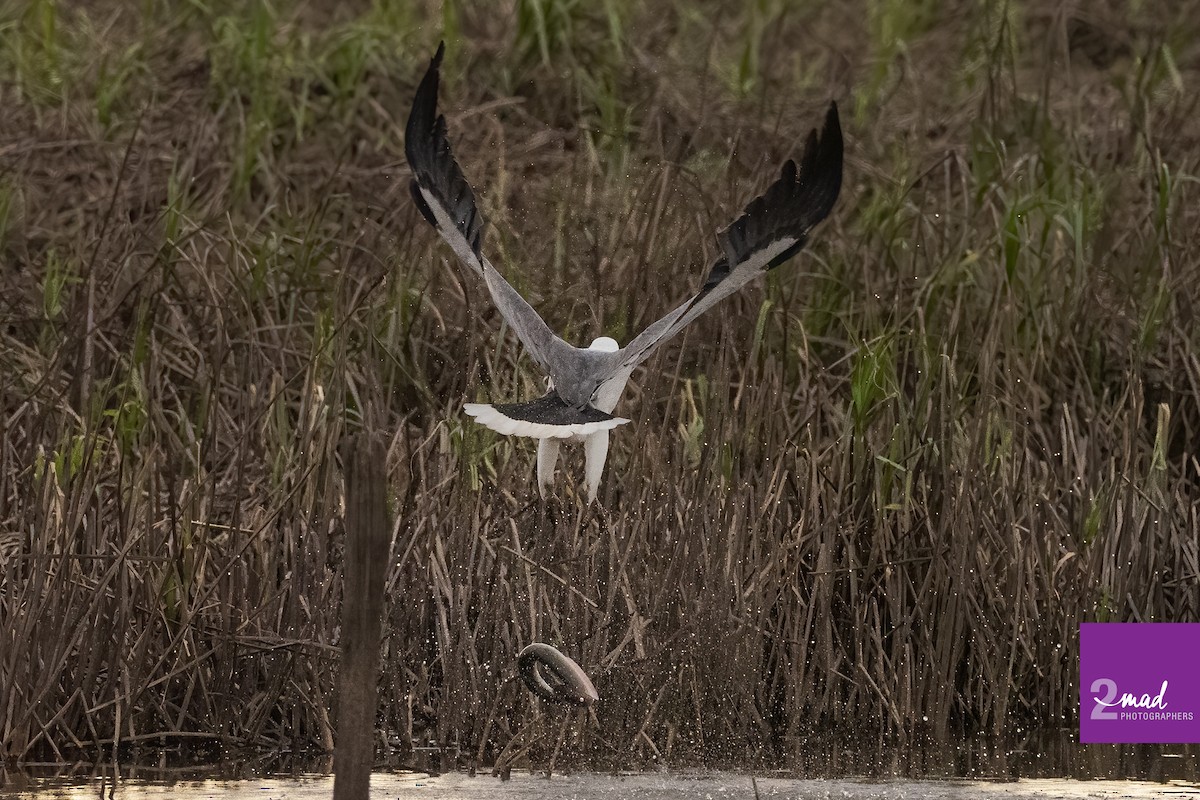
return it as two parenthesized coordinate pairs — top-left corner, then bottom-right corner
(406, 44), (577, 375)
(606, 102), (843, 375)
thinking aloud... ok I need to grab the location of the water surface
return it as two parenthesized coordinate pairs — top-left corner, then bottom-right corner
(3, 771), (1200, 799)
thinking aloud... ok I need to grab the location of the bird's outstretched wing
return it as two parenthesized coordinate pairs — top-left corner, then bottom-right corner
(603, 103), (843, 377)
(405, 43), (577, 375)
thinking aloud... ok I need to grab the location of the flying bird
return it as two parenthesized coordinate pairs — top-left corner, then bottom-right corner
(405, 43), (842, 502)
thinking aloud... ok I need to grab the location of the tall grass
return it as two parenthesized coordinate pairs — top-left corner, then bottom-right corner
(2, 0), (1198, 774)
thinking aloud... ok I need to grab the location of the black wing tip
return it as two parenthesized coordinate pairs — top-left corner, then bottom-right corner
(406, 43), (450, 159)
(791, 97), (844, 225)
(702, 101), (844, 287)
(405, 48), (441, 161)
(819, 100), (843, 175)
(423, 42), (446, 82)
(775, 99), (844, 210)
(405, 41), (487, 259)
(780, 158), (798, 183)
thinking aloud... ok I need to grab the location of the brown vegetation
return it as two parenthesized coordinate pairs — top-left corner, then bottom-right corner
(1, 0), (1198, 773)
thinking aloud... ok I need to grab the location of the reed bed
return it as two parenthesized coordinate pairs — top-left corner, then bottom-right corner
(1, 0), (1198, 772)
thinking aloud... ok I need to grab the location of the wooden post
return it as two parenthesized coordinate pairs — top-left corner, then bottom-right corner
(333, 433), (391, 800)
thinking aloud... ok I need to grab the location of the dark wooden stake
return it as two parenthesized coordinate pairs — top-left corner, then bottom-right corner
(333, 433), (391, 800)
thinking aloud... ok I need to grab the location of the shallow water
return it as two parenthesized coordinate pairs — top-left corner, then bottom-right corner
(3, 736), (1198, 798)
(3, 771), (1200, 799)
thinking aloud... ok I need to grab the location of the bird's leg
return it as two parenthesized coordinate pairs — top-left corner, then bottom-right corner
(537, 438), (561, 499)
(582, 429), (610, 503)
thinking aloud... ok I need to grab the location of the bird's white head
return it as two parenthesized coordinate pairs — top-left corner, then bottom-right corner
(588, 336), (620, 353)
